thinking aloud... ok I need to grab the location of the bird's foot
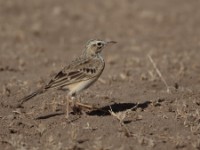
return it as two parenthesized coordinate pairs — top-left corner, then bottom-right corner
(69, 100), (98, 115)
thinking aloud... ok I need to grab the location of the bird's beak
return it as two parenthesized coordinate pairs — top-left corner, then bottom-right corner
(106, 41), (117, 45)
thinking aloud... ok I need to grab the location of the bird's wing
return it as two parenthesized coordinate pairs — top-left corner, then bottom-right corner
(45, 57), (104, 89)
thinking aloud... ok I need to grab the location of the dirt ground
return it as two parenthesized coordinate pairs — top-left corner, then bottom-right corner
(0, 0), (200, 149)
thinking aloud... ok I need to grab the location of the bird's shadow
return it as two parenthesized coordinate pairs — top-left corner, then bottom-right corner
(35, 101), (152, 119)
(87, 101), (152, 116)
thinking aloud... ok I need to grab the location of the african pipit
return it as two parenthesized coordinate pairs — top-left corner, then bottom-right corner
(19, 39), (116, 117)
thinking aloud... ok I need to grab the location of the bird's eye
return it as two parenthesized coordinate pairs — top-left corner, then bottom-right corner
(97, 42), (103, 47)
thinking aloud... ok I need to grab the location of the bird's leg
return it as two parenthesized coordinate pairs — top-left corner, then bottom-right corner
(73, 95), (98, 110)
(65, 95), (69, 119)
(65, 95), (73, 119)
(66, 95), (98, 117)
(74, 101), (96, 110)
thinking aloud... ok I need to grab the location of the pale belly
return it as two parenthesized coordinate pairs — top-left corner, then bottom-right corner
(67, 77), (98, 96)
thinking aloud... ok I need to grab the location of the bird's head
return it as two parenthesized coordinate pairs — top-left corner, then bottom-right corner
(84, 39), (116, 57)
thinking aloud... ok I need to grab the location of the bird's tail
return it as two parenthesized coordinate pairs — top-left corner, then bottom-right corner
(19, 87), (47, 105)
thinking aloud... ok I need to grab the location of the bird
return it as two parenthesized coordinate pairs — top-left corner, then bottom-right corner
(18, 39), (117, 118)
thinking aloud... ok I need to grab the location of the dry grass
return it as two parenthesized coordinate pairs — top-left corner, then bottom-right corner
(148, 55), (170, 93)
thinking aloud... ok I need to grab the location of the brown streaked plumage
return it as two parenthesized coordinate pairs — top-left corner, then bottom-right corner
(19, 39), (116, 107)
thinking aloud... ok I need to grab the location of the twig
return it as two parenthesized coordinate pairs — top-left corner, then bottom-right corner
(109, 106), (133, 137)
(148, 55), (170, 93)
(35, 112), (65, 119)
